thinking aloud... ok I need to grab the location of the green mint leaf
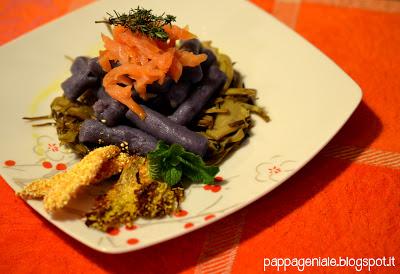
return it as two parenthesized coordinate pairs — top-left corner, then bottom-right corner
(169, 144), (185, 156)
(180, 151), (204, 166)
(166, 144), (185, 166)
(148, 159), (161, 179)
(147, 141), (219, 186)
(165, 167), (183, 186)
(147, 141), (170, 180)
(147, 141), (169, 158)
(178, 155), (219, 185)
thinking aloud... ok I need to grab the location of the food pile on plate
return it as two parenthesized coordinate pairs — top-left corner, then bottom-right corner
(19, 7), (268, 232)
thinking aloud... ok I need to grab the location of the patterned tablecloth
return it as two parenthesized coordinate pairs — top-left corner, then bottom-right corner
(1, 0), (399, 273)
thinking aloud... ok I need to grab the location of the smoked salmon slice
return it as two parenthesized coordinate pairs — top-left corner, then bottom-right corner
(99, 24), (207, 118)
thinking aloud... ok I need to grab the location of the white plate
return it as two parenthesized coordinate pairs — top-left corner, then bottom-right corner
(0, 0), (361, 253)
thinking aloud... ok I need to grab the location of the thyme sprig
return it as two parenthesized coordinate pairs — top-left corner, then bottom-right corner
(95, 7), (176, 41)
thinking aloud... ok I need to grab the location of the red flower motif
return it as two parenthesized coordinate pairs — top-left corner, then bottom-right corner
(203, 184), (222, 192)
(204, 214), (215, 221)
(127, 238), (139, 245)
(174, 210), (188, 217)
(203, 185), (212, 190)
(42, 161), (52, 169)
(4, 160), (15, 167)
(48, 143), (59, 152)
(184, 222), (194, 229)
(56, 163), (67, 171)
(125, 224), (138, 231)
(211, 185), (221, 192)
(268, 166), (281, 175)
(106, 227), (120, 236)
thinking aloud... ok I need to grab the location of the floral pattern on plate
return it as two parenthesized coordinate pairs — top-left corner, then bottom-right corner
(255, 155), (296, 183)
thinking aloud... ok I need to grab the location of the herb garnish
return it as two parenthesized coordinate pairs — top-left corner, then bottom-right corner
(147, 141), (219, 186)
(95, 7), (176, 41)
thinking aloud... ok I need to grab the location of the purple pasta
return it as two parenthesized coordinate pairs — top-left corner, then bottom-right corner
(168, 65), (226, 125)
(93, 87), (127, 127)
(200, 48), (217, 70)
(180, 39), (201, 54)
(125, 105), (208, 156)
(93, 100), (127, 127)
(87, 57), (105, 78)
(62, 73), (98, 101)
(94, 82), (171, 126)
(96, 86), (113, 101)
(180, 39), (203, 83)
(131, 77), (172, 105)
(79, 119), (157, 155)
(62, 57), (104, 101)
(143, 93), (173, 115)
(166, 81), (192, 109)
(70, 56), (89, 75)
(147, 76), (174, 94)
(181, 66), (203, 83)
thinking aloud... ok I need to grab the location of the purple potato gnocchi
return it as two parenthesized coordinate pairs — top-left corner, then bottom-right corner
(125, 105), (208, 156)
(62, 57), (103, 101)
(168, 65), (226, 125)
(79, 119), (157, 155)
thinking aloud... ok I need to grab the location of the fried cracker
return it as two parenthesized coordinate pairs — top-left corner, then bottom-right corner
(92, 153), (137, 184)
(18, 151), (134, 200)
(43, 145), (120, 213)
(17, 179), (52, 199)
